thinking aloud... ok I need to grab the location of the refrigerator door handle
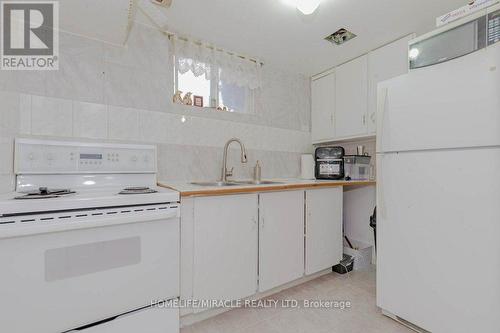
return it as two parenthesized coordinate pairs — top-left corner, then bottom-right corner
(377, 87), (389, 152)
(377, 156), (387, 220)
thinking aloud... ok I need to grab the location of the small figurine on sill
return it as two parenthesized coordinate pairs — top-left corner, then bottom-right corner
(182, 92), (193, 106)
(173, 91), (183, 104)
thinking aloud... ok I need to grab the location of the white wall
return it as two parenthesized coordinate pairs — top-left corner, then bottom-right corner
(0, 15), (311, 193)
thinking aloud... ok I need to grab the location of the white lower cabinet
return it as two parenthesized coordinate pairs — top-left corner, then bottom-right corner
(258, 191), (305, 292)
(192, 194), (258, 311)
(182, 188), (344, 315)
(305, 187), (343, 275)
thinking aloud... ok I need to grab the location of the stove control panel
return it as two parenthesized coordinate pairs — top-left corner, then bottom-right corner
(15, 139), (157, 174)
(488, 9), (500, 46)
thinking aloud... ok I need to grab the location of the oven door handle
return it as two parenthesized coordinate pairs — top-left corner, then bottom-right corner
(0, 209), (179, 240)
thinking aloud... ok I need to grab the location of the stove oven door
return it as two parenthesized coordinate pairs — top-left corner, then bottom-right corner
(0, 207), (179, 333)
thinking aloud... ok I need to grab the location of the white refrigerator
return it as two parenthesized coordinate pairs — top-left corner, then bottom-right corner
(376, 43), (500, 332)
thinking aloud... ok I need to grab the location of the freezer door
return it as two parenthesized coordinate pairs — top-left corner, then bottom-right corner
(377, 44), (500, 153)
(376, 148), (500, 333)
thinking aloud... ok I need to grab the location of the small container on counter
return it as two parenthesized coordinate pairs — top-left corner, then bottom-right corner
(253, 160), (262, 182)
(343, 155), (371, 180)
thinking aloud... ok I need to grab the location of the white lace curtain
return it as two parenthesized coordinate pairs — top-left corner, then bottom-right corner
(171, 36), (262, 90)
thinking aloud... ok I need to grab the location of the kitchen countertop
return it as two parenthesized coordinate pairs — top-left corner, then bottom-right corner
(157, 178), (376, 197)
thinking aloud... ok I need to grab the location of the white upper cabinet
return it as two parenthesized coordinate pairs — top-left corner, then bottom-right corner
(311, 34), (414, 142)
(192, 194), (258, 312)
(335, 55), (368, 138)
(367, 34), (415, 134)
(335, 55), (369, 139)
(259, 191), (304, 292)
(305, 187), (343, 275)
(311, 72), (336, 142)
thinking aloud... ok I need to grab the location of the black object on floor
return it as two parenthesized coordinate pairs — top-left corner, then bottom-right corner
(370, 207), (376, 251)
(333, 254), (354, 274)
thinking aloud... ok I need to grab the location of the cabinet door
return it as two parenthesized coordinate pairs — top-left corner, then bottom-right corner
(335, 55), (368, 138)
(259, 191), (304, 292)
(193, 194), (258, 311)
(305, 187), (343, 275)
(368, 34), (414, 134)
(311, 73), (336, 142)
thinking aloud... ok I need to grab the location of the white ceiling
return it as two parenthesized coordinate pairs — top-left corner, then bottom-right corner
(147, 0), (468, 75)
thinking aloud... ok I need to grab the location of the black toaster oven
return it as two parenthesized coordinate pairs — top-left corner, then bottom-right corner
(315, 146), (345, 180)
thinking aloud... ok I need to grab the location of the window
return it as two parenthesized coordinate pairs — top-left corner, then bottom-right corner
(174, 58), (253, 113)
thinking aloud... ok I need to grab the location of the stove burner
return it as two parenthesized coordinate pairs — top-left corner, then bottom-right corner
(119, 187), (158, 195)
(14, 187), (76, 200)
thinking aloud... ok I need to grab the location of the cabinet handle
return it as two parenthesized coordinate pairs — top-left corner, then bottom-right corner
(362, 115), (366, 126)
(330, 114), (334, 125)
(370, 113), (376, 123)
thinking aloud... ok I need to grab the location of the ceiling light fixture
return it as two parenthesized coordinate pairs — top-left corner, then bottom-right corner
(281, 0), (322, 15)
(296, 0), (321, 15)
(409, 48), (420, 60)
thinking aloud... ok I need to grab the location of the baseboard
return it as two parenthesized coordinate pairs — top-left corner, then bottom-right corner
(381, 309), (430, 333)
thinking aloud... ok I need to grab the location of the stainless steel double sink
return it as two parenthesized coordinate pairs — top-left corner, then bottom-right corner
(191, 180), (283, 187)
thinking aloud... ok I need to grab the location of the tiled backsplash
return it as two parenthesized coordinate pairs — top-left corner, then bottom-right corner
(0, 17), (311, 193)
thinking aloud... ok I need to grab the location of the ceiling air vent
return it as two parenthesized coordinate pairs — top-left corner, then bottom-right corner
(324, 28), (357, 45)
(151, 0), (172, 8)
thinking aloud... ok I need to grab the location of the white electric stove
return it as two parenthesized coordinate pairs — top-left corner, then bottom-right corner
(0, 139), (180, 333)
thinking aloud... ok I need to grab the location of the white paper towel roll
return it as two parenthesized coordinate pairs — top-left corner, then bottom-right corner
(300, 154), (315, 180)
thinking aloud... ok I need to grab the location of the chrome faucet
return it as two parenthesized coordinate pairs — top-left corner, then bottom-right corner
(221, 138), (248, 182)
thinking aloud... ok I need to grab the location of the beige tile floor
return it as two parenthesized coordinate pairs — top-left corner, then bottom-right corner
(181, 266), (413, 333)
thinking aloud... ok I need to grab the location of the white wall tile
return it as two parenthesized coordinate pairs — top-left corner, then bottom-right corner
(139, 110), (169, 143)
(108, 105), (140, 141)
(44, 56), (105, 104)
(0, 174), (15, 194)
(0, 138), (14, 174)
(44, 31), (106, 104)
(0, 91), (20, 138)
(0, 21), (312, 182)
(19, 94), (32, 135)
(0, 70), (46, 96)
(31, 96), (73, 137)
(104, 62), (169, 112)
(104, 22), (170, 74)
(73, 101), (108, 139)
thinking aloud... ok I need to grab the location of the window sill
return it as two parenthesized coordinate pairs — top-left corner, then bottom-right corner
(170, 102), (259, 123)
